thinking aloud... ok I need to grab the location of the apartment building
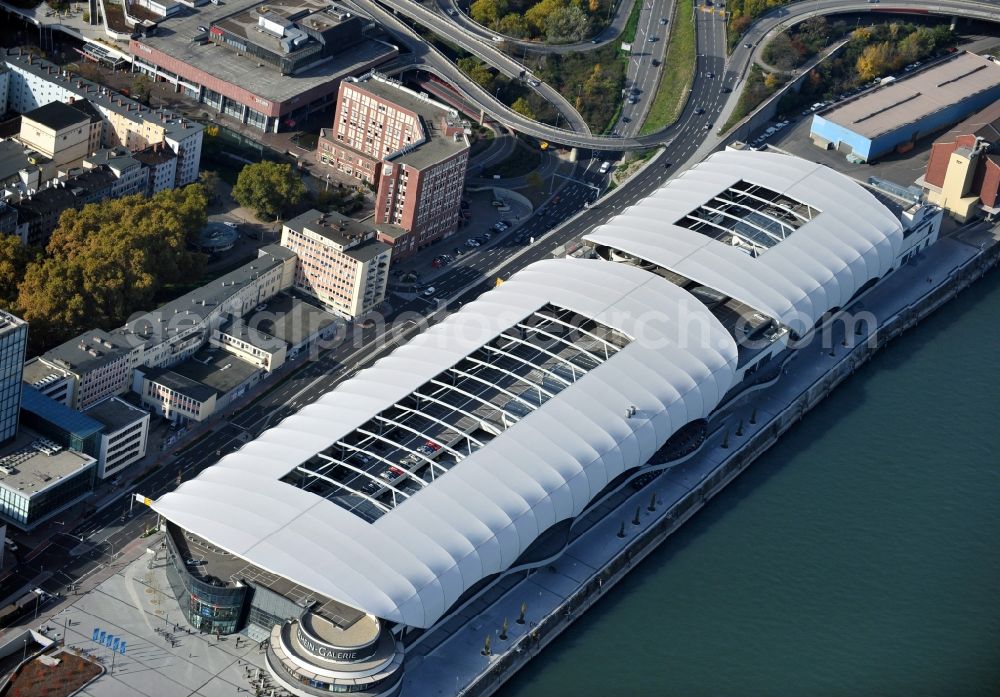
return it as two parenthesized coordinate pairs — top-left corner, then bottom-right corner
(280, 209), (390, 319)
(1, 48), (203, 188)
(16, 99), (102, 169)
(316, 75), (470, 258)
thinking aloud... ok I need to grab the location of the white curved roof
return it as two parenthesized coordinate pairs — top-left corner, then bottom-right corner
(585, 150), (904, 333)
(153, 259), (739, 628)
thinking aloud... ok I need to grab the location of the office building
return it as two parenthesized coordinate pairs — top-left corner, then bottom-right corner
(0, 428), (95, 530)
(919, 100), (1000, 220)
(83, 398), (150, 480)
(138, 349), (260, 424)
(26, 246), (297, 410)
(0, 313), (27, 446)
(317, 75), (470, 258)
(129, 0), (398, 133)
(809, 52), (1000, 163)
(280, 209), (391, 319)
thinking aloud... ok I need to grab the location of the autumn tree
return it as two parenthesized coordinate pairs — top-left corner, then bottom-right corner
(231, 161), (306, 220)
(17, 185), (208, 350)
(525, 0), (565, 36)
(498, 12), (529, 39)
(470, 0), (508, 27)
(0, 235), (34, 312)
(198, 170), (222, 203)
(511, 97), (536, 119)
(856, 41), (895, 82)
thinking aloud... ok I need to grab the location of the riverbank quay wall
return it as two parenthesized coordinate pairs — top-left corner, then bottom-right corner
(402, 227), (1000, 697)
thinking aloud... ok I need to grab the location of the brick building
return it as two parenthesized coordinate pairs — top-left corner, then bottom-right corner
(317, 75), (470, 259)
(919, 100), (1000, 221)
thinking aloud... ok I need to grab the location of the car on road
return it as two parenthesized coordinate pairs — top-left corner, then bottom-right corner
(598, 161), (611, 174)
(663, 161), (673, 168)
(652, 58), (661, 67)
(223, 221), (239, 229)
(446, 8), (457, 15)
(647, 35), (657, 43)
(514, 233), (529, 245)
(744, 42), (753, 49)
(491, 35), (503, 42)
(527, 79), (541, 87)
(628, 96), (638, 104)
(197, 25), (208, 32)
(422, 286), (436, 297)
(622, 116), (631, 123)
(706, 72), (715, 79)
(694, 107), (705, 115)
(703, 123), (713, 131)
(659, 16), (668, 25)
(185, 558), (205, 567)
(721, 86), (731, 93)
(466, 238), (480, 247)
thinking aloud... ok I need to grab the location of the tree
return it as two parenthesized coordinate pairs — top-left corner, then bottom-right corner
(512, 97), (536, 119)
(545, 5), (589, 43)
(763, 72), (781, 90)
(457, 57), (494, 89)
(525, 0), (565, 35)
(131, 74), (152, 104)
(17, 185), (208, 351)
(498, 13), (529, 39)
(470, 0), (508, 27)
(231, 161), (306, 220)
(856, 41), (895, 82)
(198, 170), (222, 203)
(0, 235), (33, 312)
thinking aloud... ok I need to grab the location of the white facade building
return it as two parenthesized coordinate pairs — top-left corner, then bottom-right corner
(83, 397), (150, 479)
(151, 152), (937, 668)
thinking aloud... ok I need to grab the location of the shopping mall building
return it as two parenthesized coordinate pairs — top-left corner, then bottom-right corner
(151, 151), (941, 696)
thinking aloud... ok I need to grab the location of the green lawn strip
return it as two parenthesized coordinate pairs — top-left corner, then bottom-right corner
(639, 0), (695, 135)
(621, 0), (643, 44)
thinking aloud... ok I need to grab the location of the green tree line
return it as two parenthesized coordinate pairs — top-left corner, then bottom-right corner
(470, 0), (607, 44)
(0, 184), (209, 353)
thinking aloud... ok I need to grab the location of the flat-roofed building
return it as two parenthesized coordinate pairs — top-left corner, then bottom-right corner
(317, 75), (470, 258)
(2, 48), (203, 188)
(139, 349), (260, 423)
(919, 100), (1000, 221)
(280, 209), (391, 319)
(809, 52), (1000, 163)
(83, 397), (150, 480)
(129, 0), (398, 133)
(31, 245), (297, 411)
(17, 100), (101, 169)
(0, 427), (96, 529)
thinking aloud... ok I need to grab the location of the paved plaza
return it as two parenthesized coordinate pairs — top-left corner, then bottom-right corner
(46, 541), (285, 697)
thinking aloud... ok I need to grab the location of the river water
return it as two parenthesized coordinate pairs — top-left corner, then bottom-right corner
(500, 269), (1000, 697)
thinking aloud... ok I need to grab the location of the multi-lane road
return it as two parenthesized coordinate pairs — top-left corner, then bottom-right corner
(359, 0), (1000, 149)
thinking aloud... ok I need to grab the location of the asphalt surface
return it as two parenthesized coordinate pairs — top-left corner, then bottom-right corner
(350, 0), (1000, 149)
